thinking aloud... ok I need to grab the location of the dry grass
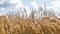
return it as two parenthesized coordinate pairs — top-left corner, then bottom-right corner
(0, 16), (60, 34)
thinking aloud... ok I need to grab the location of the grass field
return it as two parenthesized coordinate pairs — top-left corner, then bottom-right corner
(0, 16), (60, 34)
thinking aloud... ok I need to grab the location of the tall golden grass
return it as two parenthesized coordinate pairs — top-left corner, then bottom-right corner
(0, 15), (60, 34)
(0, 7), (60, 34)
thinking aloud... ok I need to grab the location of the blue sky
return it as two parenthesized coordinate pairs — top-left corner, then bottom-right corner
(0, 0), (60, 15)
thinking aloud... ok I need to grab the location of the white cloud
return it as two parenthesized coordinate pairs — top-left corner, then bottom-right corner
(51, 0), (60, 8)
(47, 0), (60, 9)
(16, 0), (24, 8)
(10, 0), (24, 8)
(0, 0), (6, 4)
(46, 0), (60, 10)
(31, 0), (38, 9)
(10, 0), (20, 4)
(46, 0), (60, 14)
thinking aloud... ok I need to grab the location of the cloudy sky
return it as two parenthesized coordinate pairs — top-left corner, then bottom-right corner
(0, 0), (60, 15)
